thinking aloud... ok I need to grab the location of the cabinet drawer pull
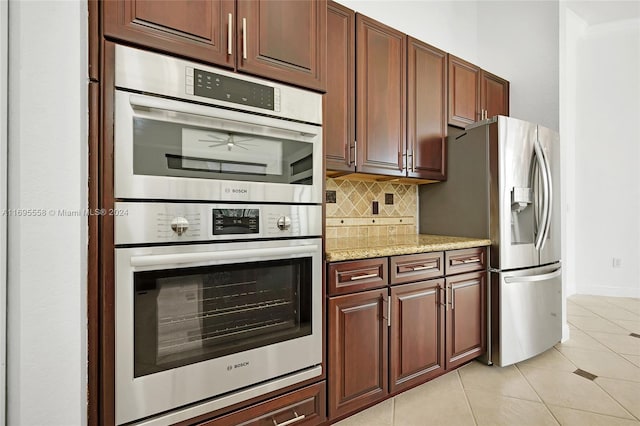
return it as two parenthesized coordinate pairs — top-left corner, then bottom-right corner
(451, 257), (481, 266)
(350, 273), (379, 281)
(273, 411), (305, 426)
(411, 264), (437, 271)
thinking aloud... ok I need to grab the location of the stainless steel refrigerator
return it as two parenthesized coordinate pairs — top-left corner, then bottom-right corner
(419, 115), (561, 367)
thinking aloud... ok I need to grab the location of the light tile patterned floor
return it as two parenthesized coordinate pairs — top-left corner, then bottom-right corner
(334, 295), (640, 425)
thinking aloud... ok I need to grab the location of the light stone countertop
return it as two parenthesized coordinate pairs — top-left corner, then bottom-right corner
(325, 234), (491, 262)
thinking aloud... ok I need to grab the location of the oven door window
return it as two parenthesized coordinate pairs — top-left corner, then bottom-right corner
(133, 257), (312, 377)
(133, 117), (314, 185)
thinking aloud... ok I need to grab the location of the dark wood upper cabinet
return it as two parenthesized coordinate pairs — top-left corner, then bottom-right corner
(446, 271), (487, 370)
(448, 55), (481, 128)
(328, 289), (388, 419)
(325, 1), (356, 173)
(407, 38), (447, 180)
(103, 0), (235, 69)
(481, 70), (509, 119)
(355, 14), (407, 176)
(390, 279), (445, 394)
(103, 0), (326, 91)
(237, 0), (326, 92)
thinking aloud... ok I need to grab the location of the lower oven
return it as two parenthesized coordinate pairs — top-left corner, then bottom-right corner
(114, 203), (323, 425)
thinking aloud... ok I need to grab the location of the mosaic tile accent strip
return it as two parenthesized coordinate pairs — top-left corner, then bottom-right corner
(326, 177), (419, 236)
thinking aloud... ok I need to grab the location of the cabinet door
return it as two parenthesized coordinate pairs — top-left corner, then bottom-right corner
(328, 289), (388, 418)
(325, 1), (356, 174)
(481, 70), (510, 119)
(237, 0), (326, 92)
(446, 271), (487, 370)
(448, 55), (480, 128)
(407, 38), (447, 180)
(355, 14), (407, 176)
(103, 0), (235, 69)
(390, 279), (445, 394)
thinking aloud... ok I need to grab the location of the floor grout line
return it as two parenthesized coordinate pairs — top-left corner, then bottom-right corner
(456, 369), (479, 426)
(590, 379), (640, 422)
(514, 361), (562, 425)
(335, 295), (640, 426)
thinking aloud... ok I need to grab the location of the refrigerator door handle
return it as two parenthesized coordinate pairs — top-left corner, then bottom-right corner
(539, 132), (553, 250)
(504, 267), (561, 283)
(533, 133), (550, 251)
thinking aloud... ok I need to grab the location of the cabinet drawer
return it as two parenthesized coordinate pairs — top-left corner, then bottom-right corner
(201, 381), (326, 426)
(328, 258), (388, 295)
(390, 252), (444, 285)
(445, 247), (487, 275)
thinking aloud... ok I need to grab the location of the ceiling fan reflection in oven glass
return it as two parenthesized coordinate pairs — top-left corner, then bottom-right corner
(180, 128), (283, 176)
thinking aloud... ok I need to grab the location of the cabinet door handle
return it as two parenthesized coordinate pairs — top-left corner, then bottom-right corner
(272, 411), (306, 426)
(242, 17), (248, 60)
(451, 257), (480, 266)
(350, 273), (378, 281)
(440, 286), (448, 311)
(348, 141), (355, 166)
(412, 264), (437, 271)
(227, 13), (233, 55)
(450, 286), (455, 310)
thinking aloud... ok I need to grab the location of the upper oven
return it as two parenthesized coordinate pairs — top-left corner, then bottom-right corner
(113, 45), (323, 204)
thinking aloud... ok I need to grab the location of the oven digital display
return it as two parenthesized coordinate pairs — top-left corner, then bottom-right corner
(213, 209), (259, 235)
(194, 69), (275, 111)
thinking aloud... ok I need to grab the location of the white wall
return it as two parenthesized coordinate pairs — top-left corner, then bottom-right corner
(559, 6), (587, 299)
(7, 1), (88, 425)
(335, 0), (559, 131)
(335, 0), (480, 63)
(571, 18), (640, 297)
(477, 1), (560, 131)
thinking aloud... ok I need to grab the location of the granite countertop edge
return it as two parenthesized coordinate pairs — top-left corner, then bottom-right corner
(325, 235), (491, 262)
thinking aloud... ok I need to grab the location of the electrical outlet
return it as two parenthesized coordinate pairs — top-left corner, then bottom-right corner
(372, 201), (379, 215)
(325, 190), (336, 203)
(612, 257), (622, 268)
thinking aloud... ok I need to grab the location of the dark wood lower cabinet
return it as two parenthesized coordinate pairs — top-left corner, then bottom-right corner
(328, 289), (388, 419)
(327, 250), (488, 422)
(199, 381), (326, 426)
(390, 279), (445, 393)
(446, 271), (487, 370)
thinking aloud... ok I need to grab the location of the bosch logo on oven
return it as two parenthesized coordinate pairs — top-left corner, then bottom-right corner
(226, 362), (250, 371)
(224, 188), (248, 194)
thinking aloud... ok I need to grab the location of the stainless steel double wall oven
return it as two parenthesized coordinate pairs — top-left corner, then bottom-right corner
(113, 46), (323, 425)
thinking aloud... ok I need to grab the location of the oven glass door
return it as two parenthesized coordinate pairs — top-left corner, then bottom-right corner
(134, 257), (312, 378)
(116, 239), (322, 425)
(115, 91), (323, 203)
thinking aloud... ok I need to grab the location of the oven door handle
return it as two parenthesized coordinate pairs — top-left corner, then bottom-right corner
(130, 245), (319, 268)
(128, 94), (316, 139)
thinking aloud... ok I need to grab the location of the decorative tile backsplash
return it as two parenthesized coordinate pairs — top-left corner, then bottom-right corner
(325, 178), (418, 238)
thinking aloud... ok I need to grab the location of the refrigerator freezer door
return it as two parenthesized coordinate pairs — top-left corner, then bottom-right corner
(495, 116), (540, 270)
(491, 264), (562, 367)
(536, 124), (561, 265)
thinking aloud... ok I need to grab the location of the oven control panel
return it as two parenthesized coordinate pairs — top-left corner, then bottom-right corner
(114, 202), (322, 245)
(186, 67), (280, 112)
(212, 208), (260, 235)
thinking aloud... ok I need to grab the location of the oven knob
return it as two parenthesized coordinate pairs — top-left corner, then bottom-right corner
(276, 216), (291, 231)
(171, 217), (189, 236)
